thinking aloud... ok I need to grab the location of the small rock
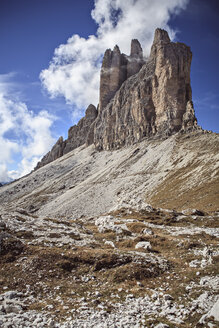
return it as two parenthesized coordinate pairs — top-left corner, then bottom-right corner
(182, 209), (205, 216)
(104, 240), (115, 248)
(189, 260), (199, 268)
(48, 319), (56, 327)
(4, 291), (21, 299)
(137, 281), (143, 287)
(206, 299), (219, 321)
(126, 294), (134, 299)
(154, 324), (169, 328)
(95, 291), (101, 297)
(202, 247), (212, 257)
(135, 241), (151, 250)
(163, 294), (173, 301)
(151, 293), (158, 300)
(0, 221), (6, 230)
(4, 303), (22, 314)
(142, 228), (153, 235)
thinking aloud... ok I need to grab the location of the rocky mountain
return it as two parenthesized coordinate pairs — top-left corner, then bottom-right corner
(36, 28), (197, 167)
(0, 28), (218, 328)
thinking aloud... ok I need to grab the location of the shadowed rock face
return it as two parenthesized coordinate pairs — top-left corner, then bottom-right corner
(99, 46), (128, 112)
(36, 28), (198, 168)
(99, 40), (145, 112)
(35, 104), (97, 169)
(35, 136), (65, 170)
(127, 39), (144, 78)
(93, 28), (197, 150)
(65, 104), (97, 153)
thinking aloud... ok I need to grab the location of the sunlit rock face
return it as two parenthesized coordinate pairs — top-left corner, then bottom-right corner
(93, 28), (197, 150)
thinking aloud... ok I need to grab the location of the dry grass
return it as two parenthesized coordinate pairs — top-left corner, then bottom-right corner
(126, 222), (147, 233)
(148, 172), (219, 212)
(0, 204), (218, 325)
(146, 133), (219, 212)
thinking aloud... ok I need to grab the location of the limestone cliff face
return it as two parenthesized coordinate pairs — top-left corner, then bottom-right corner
(64, 104), (97, 154)
(35, 136), (65, 170)
(36, 28), (198, 168)
(127, 39), (144, 78)
(93, 28), (197, 150)
(99, 40), (145, 112)
(35, 104), (97, 169)
(99, 46), (127, 112)
(150, 29), (196, 134)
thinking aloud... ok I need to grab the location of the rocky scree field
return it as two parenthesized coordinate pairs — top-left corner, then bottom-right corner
(0, 131), (218, 219)
(0, 203), (218, 327)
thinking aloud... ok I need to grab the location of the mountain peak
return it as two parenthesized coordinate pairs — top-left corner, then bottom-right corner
(130, 39), (143, 59)
(153, 28), (171, 43)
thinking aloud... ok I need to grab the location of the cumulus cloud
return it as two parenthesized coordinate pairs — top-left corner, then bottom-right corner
(40, 0), (189, 110)
(0, 82), (56, 182)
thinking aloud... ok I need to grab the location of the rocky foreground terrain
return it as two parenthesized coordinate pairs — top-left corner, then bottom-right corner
(0, 28), (218, 327)
(0, 195), (219, 327)
(0, 130), (218, 327)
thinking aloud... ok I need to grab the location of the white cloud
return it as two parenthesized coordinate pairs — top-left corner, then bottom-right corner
(0, 89), (56, 182)
(40, 0), (189, 110)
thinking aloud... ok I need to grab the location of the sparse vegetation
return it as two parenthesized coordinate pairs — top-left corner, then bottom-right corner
(0, 205), (218, 326)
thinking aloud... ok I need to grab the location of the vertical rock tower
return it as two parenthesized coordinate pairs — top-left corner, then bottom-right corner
(150, 28), (196, 133)
(127, 39), (144, 78)
(93, 28), (197, 150)
(99, 40), (145, 112)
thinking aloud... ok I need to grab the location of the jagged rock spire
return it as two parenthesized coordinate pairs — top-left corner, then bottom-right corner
(35, 104), (97, 169)
(99, 45), (127, 111)
(150, 28), (171, 58)
(153, 28), (170, 43)
(130, 39), (143, 59)
(127, 39), (144, 78)
(99, 39), (145, 111)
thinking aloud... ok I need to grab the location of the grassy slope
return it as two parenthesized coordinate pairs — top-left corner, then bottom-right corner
(147, 132), (219, 212)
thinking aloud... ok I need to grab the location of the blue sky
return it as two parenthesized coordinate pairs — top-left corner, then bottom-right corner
(0, 0), (218, 182)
